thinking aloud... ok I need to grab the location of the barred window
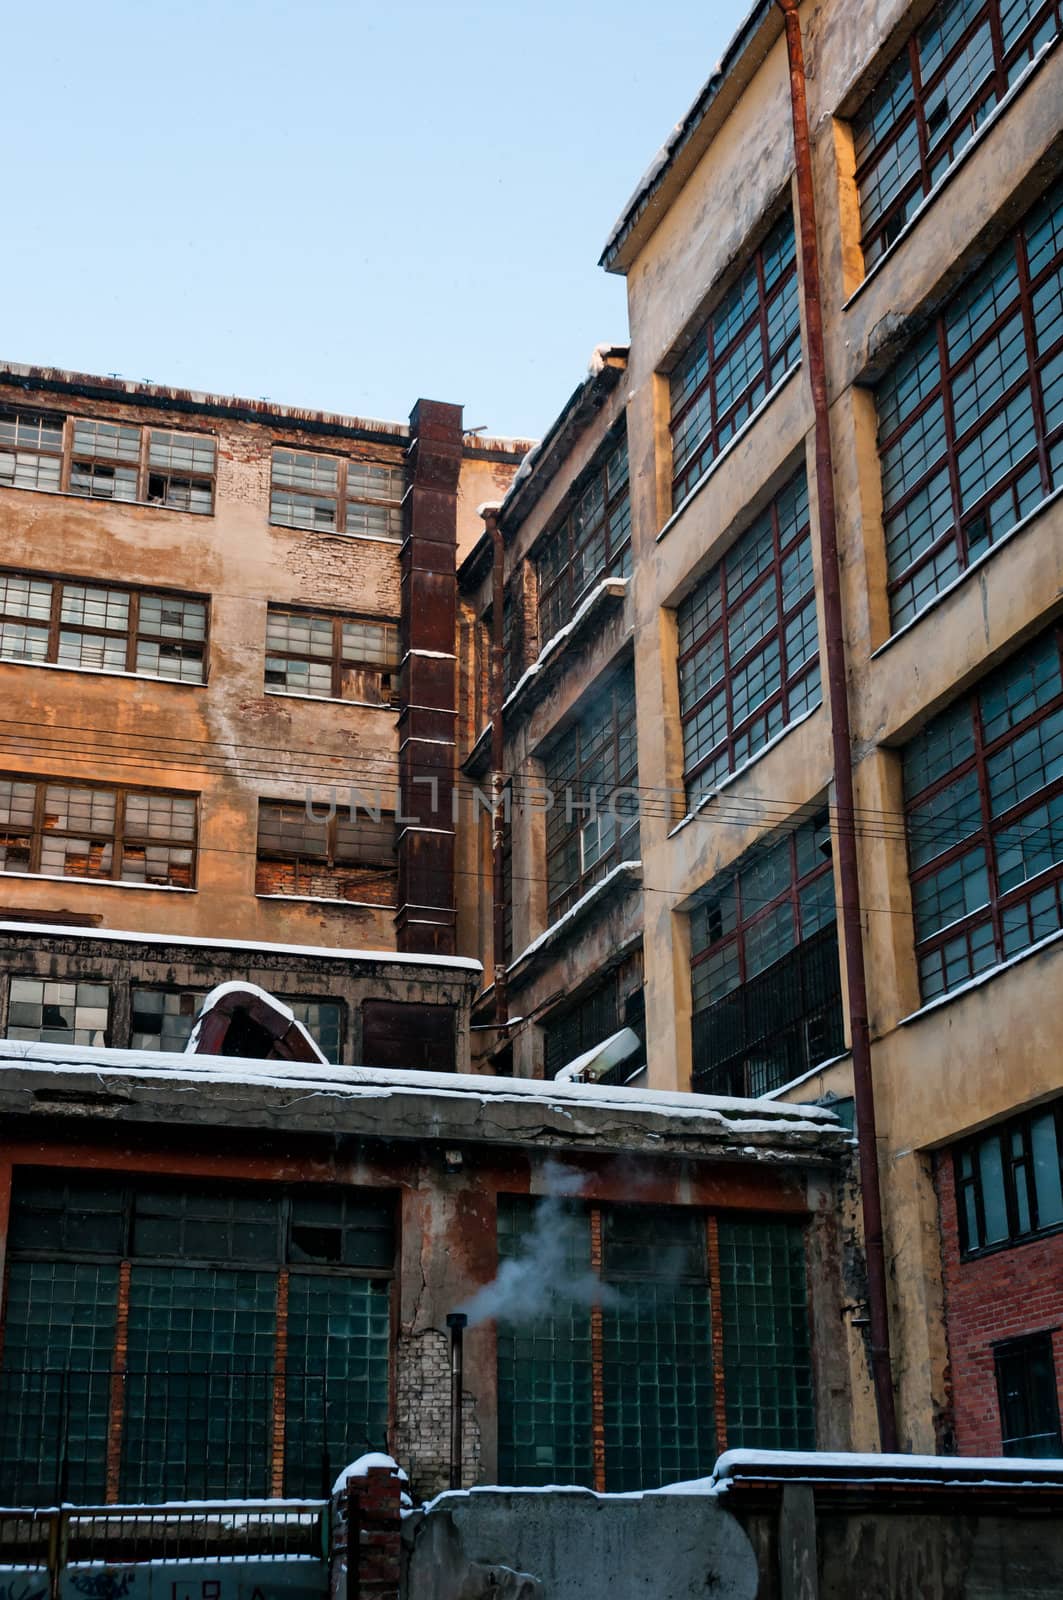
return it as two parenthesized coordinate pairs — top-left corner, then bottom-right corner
(669, 208), (801, 507)
(264, 606), (400, 703)
(0, 407), (216, 512)
(689, 810), (844, 1096)
(0, 776), (196, 887)
(677, 469), (820, 803)
(256, 800), (397, 904)
(270, 449), (404, 540)
(954, 1099), (1063, 1256)
(542, 665), (639, 920)
(535, 426), (631, 644)
(7, 977), (110, 1046)
(876, 176), (1063, 628)
(903, 623), (1063, 1000)
(853, 0), (1062, 270)
(0, 569), (208, 682)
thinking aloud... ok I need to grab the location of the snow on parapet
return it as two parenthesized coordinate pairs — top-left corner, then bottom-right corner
(0, 1037), (841, 1139)
(476, 500), (504, 517)
(502, 577), (629, 714)
(0, 920), (483, 973)
(508, 861), (642, 971)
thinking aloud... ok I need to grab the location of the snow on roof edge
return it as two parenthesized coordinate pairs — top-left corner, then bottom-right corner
(0, 920), (482, 973)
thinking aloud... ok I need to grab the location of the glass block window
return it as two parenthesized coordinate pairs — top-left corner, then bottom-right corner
(0, 1173), (396, 1503)
(256, 800), (397, 904)
(875, 176), (1063, 628)
(0, 775), (196, 886)
(284, 1275), (392, 1495)
(0, 408), (63, 492)
(601, 1209), (715, 1492)
(954, 1098), (1063, 1255)
(903, 623), (1063, 999)
(6, 976), (109, 1045)
(265, 606), (400, 703)
(670, 208), (801, 506)
(689, 810), (844, 1095)
(717, 1218), (815, 1449)
(495, 1196), (595, 1488)
(853, 0), (1062, 269)
(677, 468), (820, 801)
(130, 987), (203, 1051)
(995, 1332), (1063, 1457)
(0, 568), (208, 681)
(288, 998), (344, 1062)
(122, 1266), (278, 1500)
(535, 424), (631, 644)
(270, 449), (404, 540)
(0, 1261), (118, 1504)
(542, 664), (639, 920)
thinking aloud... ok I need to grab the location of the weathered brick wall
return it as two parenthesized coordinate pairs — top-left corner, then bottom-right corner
(936, 1151), (1063, 1454)
(393, 1327), (480, 1501)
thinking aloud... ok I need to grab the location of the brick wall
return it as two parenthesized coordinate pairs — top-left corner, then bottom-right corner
(393, 1327), (480, 1501)
(936, 1150), (1063, 1455)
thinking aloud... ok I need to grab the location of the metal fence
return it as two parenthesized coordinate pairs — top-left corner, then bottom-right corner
(0, 1365), (378, 1505)
(0, 1502), (329, 1597)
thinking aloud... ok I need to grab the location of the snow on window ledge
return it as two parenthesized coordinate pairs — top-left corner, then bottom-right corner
(898, 924), (1063, 1028)
(668, 702), (822, 838)
(0, 870), (196, 893)
(508, 860), (642, 972)
(502, 577), (629, 718)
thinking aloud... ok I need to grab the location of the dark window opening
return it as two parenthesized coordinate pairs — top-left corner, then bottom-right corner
(995, 1332), (1063, 1457)
(954, 1099), (1063, 1256)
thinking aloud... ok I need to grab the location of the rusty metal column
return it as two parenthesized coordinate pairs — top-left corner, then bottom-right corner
(397, 400), (463, 956)
(483, 507), (510, 1029)
(776, 0), (899, 1451)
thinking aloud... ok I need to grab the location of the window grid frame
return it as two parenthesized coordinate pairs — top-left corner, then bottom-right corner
(903, 623), (1063, 994)
(255, 799), (398, 904)
(0, 773), (198, 889)
(677, 470), (820, 798)
(542, 667), (639, 922)
(535, 424), (631, 645)
(953, 1099), (1063, 1258)
(264, 605), (401, 704)
(0, 406), (217, 514)
(0, 568), (209, 683)
(669, 208), (800, 506)
(853, 0), (1062, 268)
(268, 448), (406, 540)
(875, 177), (1062, 627)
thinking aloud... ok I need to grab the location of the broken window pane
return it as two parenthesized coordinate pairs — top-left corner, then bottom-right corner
(7, 977), (110, 1046)
(72, 419), (140, 463)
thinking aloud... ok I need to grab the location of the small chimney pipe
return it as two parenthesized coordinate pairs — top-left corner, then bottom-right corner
(446, 1312), (468, 1490)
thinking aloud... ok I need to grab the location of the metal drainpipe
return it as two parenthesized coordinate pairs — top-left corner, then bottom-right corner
(776, 0), (899, 1452)
(446, 1312), (468, 1490)
(484, 508), (510, 1032)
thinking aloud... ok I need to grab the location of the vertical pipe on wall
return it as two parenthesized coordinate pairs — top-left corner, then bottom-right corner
(446, 1312), (468, 1490)
(484, 508), (510, 1030)
(776, 0), (899, 1452)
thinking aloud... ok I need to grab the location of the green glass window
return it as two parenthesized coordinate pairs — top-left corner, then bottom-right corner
(284, 1275), (392, 1496)
(718, 1217), (815, 1450)
(0, 1260), (117, 1503)
(535, 424), (631, 644)
(122, 1266), (278, 1500)
(495, 1197), (595, 1487)
(601, 1210), (715, 1491)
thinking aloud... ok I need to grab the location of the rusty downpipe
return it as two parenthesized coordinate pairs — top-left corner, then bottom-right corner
(776, 0), (899, 1452)
(446, 1311), (468, 1490)
(484, 507), (510, 1031)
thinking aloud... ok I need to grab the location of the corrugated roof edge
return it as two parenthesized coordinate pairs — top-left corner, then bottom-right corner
(599, 0), (776, 274)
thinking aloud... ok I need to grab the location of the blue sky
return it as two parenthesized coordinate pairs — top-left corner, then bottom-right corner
(6, 0), (749, 441)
